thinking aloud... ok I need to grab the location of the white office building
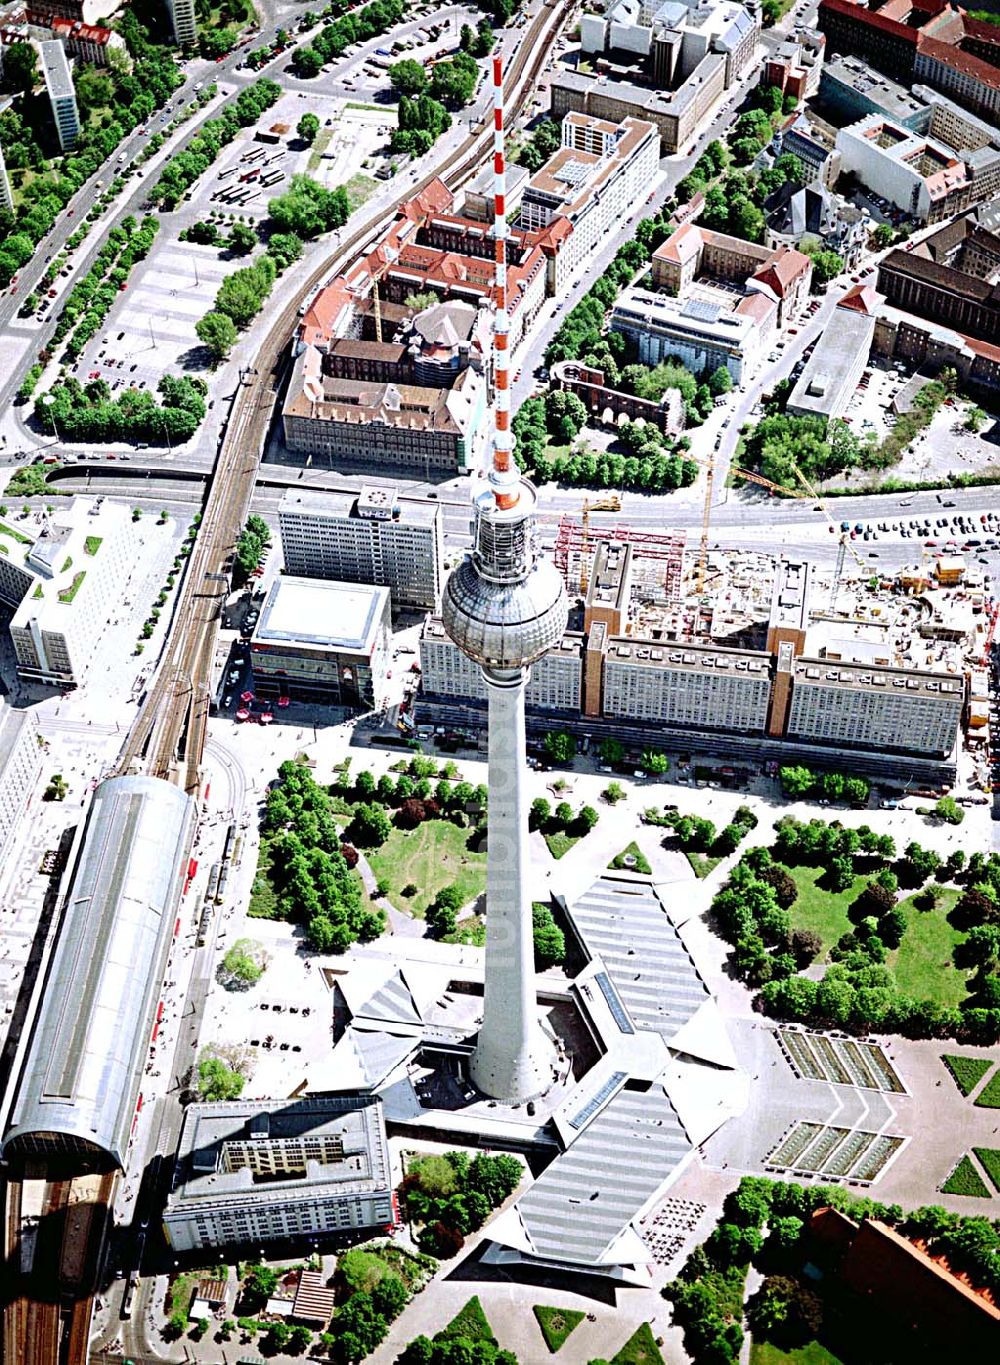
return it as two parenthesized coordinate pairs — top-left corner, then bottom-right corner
(0, 703), (41, 872)
(164, 1097), (395, 1252)
(8, 498), (134, 688)
(278, 485), (444, 610)
(0, 139), (12, 214)
(166, 0), (197, 46)
(519, 113), (660, 290)
(39, 40), (79, 151)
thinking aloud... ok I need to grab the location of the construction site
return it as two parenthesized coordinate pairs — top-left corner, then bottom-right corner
(420, 487), (998, 786)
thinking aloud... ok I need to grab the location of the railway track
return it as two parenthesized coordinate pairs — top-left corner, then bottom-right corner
(3, 1173), (113, 1365)
(114, 0), (570, 792)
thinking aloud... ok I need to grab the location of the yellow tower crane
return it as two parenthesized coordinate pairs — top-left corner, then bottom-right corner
(692, 450), (810, 596)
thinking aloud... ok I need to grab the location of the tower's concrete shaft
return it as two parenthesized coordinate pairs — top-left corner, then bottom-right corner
(440, 56), (568, 1103)
(472, 668), (550, 1099)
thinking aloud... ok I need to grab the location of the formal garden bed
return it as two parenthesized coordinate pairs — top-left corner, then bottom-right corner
(942, 1053), (993, 1096)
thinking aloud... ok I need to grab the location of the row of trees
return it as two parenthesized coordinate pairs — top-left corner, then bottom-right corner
(34, 374), (207, 444)
(261, 759), (384, 952)
(779, 765), (871, 804)
(544, 211), (674, 366)
(660, 804), (759, 858)
(0, 26), (182, 286)
(293, 0), (406, 78)
(41, 215), (157, 363)
(529, 795), (599, 839)
(233, 513), (270, 583)
(150, 79), (282, 209)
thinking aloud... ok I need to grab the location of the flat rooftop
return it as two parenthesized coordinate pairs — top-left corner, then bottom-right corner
(168, 1096), (391, 1210)
(39, 40), (74, 99)
(793, 657), (965, 699)
(255, 577), (388, 652)
(279, 487), (440, 529)
(786, 306), (876, 418)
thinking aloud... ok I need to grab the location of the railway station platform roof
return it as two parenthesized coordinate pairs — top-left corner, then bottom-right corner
(1, 775), (195, 1173)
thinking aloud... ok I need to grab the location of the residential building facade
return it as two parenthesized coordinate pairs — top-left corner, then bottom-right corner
(277, 485), (444, 610)
(281, 353), (486, 475)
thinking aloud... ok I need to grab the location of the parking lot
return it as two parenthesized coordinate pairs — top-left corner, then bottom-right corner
(65, 87), (377, 392)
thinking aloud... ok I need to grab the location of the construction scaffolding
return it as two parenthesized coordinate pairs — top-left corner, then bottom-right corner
(553, 516), (686, 603)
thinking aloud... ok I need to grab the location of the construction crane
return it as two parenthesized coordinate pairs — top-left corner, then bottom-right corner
(369, 244), (399, 344)
(579, 499), (591, 596)
(692, 450), (808, 595)
(787, 460), (867, 607)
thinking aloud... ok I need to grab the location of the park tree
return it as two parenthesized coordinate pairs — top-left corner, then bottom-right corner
(544, 388), (588, 444)
(1, 42), (37, 94)
(349, 802), (392, 848)
(936, 795), (965, 825)
(599, 737), (625, 765)
(532, 902), (566, 968)
(390, 59), (428, 95)
(294, 45), (325, 77)
(779, 765), (815, 798)
(543, 730), (576, 765)
(575, 804), (600, 833)
(199, 310), (238, 362)
(227, 221), (257, 254)
(297, 112), (320, 143)
(197, 1054), (244, 1101)
(529, 796), (550, 830)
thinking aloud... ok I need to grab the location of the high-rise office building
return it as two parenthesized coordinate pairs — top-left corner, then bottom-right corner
(166, 0), (196, 46)
(441, 59), (568, 1103)
(39, 40), (79, 151)
(278, 485), (444, 610)
(0, 139), (13, 214)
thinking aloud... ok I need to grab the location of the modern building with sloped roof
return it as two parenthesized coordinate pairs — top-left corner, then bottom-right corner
(1, 775), (195, 1173)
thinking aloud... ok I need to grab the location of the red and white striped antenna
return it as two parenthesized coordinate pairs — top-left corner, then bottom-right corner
(490, 55), (519, 513)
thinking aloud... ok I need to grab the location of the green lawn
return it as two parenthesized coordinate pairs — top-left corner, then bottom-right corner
(942, 1053), (994, 1097)
(344, 171), (378, 210)
(611, 1322), (664, 1365)
(366, 818), (486, 918)
(941, 1154), (991, 1197)
(248, 835), (278, 919)
(972, 1148), (1000, 1193)
(306, 126), (334, 171)
(533, 1305), (585, 1353)
(886, 888), (967, 1006)
(437, 1296), (495, 1345)
(750, 1343), (844, 1365)
(975, 1070), (1000, 1108)
(610, 841), (652, 875)
(785, 864), (866, 956)
(687, 850), (723, 879)
(445, 914), (485, 948)
(544, 829), (581, 860)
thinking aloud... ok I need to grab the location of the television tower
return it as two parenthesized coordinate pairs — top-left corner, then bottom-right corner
(441, 56), (568, 1103)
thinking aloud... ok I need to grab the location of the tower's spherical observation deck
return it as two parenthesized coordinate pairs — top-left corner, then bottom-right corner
(442, 478), (568, 674)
